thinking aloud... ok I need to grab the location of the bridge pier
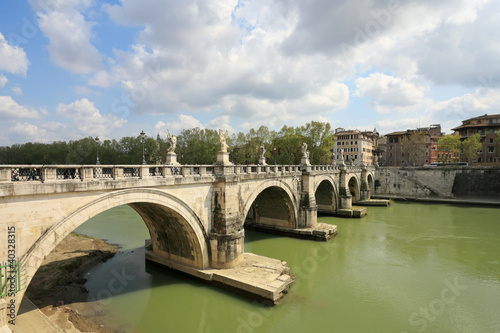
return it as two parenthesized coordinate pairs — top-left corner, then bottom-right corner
(297, 172), (318, 229)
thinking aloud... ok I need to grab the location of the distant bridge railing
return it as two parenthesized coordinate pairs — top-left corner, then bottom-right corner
(0, 164), (366, 183)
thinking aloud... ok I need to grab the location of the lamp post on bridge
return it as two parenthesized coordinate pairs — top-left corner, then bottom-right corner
(140, 130), (146, 165)
(95, 136), (100, 165)
(274, 146), (277, 165)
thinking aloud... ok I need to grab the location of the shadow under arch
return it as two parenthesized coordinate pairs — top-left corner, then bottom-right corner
(367, 173), (374, 192)
(20, 188), (211, 306)
(243, 180), (298, 229)
(314, 176), (338, 215)
(348, 176), (361, 203)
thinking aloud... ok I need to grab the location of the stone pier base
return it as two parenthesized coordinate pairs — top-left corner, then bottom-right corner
(146, 250), (293, 305)
(245, 223), (337, 241)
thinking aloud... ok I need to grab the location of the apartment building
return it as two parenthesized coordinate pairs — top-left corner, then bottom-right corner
(381, 125), (442, 166)
(333, 128), (379, 165)
(451, 114), (500, 165)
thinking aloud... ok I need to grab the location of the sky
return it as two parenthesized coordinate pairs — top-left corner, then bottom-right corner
(0, 0), (499, 145)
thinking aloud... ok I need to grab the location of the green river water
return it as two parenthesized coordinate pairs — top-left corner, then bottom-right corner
(75, 202), (500, 333)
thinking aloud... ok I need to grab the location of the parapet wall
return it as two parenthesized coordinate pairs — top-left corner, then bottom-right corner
(374, 166), (500, 199)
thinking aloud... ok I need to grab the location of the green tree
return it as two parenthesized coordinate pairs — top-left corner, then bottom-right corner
(461, 133), (482, 164)
(177, 128), (219, 164)
(437, 134), (461, 163)
(300, 121), (335, 164)
(401, 132), (428, 166)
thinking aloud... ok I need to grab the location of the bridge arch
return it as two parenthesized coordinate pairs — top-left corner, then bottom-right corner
(348, 175), (361, 203)
(243, 179), (299, 229)
(313, 175), (339, 214)
(21, 188), (210, 299)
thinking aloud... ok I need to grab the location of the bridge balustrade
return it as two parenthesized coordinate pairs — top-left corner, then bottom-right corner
(0, 164), (365, 183)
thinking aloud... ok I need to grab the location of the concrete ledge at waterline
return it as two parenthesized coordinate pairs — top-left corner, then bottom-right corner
(145, 251), (294, 305)
(335, 207), (367, 218)
(245, 223), (337, 241)
(355, 199), (390, 207)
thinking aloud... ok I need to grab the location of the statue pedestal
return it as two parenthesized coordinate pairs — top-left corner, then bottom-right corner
(215, 151), (233, 165)
(300, 157), (310, 165)
(166, 152), (180, 165)
(258, 157), (267, 165)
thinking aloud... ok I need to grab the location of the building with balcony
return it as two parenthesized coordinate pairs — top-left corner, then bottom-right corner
(333, 128), (379, 165)
(451, 114), (500, 165)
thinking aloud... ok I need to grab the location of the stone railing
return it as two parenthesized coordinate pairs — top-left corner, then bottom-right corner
(0, 165), (217, 183)
(0, 163), (369, 183)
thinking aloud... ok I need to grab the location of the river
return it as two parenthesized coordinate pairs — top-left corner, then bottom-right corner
(75, 202), (500, 332)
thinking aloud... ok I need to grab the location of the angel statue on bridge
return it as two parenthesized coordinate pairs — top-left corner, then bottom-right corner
(301, 142), (310, 159)
(167, 130), (177, 153)
(219, 129), (229, 153)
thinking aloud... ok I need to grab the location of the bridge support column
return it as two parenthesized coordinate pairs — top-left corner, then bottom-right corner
(210, 181), (244, 268)
(209, 230), (244, 269)
(297, 173), (317, 228)
(360, 166), (371, 201)
(339, 165), (353, 210)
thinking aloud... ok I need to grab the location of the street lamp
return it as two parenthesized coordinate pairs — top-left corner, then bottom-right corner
(140, 130), (146, 165)
(95, 136), (100, 165)
(274, 146), (277, 165)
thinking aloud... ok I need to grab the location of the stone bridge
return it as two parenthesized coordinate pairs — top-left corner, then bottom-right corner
(0, 163), (374, 320)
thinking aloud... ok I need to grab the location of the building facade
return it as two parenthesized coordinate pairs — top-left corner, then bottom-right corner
(451, 114), (500, 165)
(381, 125), (443, 166)
(333, 128), (379, 165)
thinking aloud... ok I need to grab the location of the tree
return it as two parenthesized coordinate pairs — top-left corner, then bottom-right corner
(300, 121), (335, 164)
(461, 133), (482, 164)
(437, 134), (461, 163)
(400, 132), (428, 166)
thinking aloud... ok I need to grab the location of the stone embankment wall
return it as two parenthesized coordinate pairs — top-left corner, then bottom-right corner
(374, 166), (500, 199)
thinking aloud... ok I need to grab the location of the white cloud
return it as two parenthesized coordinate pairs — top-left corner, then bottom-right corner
(56, 98), (127, 137)
(0, 75), (7, 87)
(0, 96), (40, 119)
(32, 0), (103, 74)
(355, 73), (427, 113)
(0, 32), (29, 75)
(11, 87), (22, 95)
(9, 122), (47, 143)
(155, 114), (204, 135)
(206, 115), (234, 132)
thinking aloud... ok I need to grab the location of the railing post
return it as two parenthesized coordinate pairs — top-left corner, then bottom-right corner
(42, 167), (56, 182)
(0, 168), (10, 182)
(114, 167), (123, 179)
(140, 165), (149, 179)
(82, 167), (93, 180)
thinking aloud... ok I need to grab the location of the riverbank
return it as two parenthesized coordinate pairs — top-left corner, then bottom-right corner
(371, 194), (500, 206)
(21, 232), (120, 333)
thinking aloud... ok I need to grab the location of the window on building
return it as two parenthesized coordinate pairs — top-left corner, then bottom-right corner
(355, 155), (357, 159)
(478, 129), (482, 134)
(426, 151), (428, 156)
(488, 146), (495, 153)
(355, 141), (357, 145)
(490, 129), (494, 134)
(490, 138), (494, 143)
(390, 146), (393, 150)
(389, 153), (393, 157)
(389, 137), (394, 143)
(395, 137), (399, 143)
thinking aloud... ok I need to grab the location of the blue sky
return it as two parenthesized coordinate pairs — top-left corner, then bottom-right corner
(1, 0), (499, 145)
